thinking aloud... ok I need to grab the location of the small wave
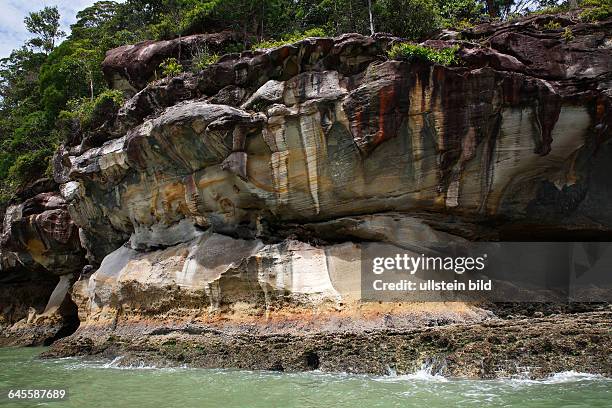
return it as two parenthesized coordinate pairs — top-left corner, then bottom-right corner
(64, 355), (188, 371)
(544, 371), (606, 383)
(379, 370), (449, 382)
(375, 368), (609, 384)
(509, 371), (608, 385)
(102, 360), (188, 371)
(62, 358), (115, 370)
(375, 362), (448, 382)
(102, 356), (125, 368)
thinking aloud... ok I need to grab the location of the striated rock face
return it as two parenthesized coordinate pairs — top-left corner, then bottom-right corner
(2, 191), (85, 275)
(4, 13), (612, 375)
(66, 16), (611, 319)
(0, 180), (83, 345)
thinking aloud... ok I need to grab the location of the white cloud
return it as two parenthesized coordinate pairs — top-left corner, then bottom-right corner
(0, 0), (125, 59)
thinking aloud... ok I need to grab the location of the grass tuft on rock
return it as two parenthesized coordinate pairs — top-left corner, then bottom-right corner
(387, 43), (460, 66)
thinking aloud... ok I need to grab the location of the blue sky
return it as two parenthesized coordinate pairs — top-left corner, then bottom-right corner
(0, 1), (124, 59)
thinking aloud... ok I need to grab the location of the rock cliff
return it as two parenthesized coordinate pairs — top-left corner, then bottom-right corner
(0, 180), (83, 345)
(2, 12), (611, 377)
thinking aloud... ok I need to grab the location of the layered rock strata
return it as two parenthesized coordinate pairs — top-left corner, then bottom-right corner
(1, 12), (611, 376)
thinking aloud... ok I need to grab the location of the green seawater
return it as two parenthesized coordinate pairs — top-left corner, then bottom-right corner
(0, 347), (610, 407)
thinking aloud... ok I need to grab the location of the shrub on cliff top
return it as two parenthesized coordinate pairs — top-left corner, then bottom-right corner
(579, 0), (612, 21)
(58, 89), (124, 138)
(253, 27), (329, 50)
(531, 3), (570, 15)
(387, 43), (460, 66)
(543, 20), (562, 30)
(191, 44), (220, 72)
(8, 148), (54, 187)
(159, 57), (183, 78)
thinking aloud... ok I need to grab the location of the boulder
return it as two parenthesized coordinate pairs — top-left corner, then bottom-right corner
(102, 31), (243, 94)
(2, 192), (85, 275)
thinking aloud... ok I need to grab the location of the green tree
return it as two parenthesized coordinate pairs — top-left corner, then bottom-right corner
(71, 1), (119, 34)
(438, 0), (485, 27)
(24, 6), (66, 54)
(0, 48), (46, 117)
(376, 0), (440, 39)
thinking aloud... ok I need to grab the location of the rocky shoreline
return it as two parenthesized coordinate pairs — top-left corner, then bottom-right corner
(41, 306), (612, 379)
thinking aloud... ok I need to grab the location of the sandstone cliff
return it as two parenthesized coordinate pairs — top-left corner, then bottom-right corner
(1, 12), (611, 376)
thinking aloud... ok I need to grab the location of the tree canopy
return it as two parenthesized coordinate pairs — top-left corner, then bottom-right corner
(24, 6), (66, 54)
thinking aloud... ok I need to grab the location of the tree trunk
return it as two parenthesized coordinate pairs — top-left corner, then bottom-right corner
(333, 0), (340, 35)
(178, 33), (182, 61)
(368, 0), (375, 35)
(89, 76), (94, 102)
(260, 2), (265, 41)
(348, 0), (355, 32)
(486, 0), (497, 18)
